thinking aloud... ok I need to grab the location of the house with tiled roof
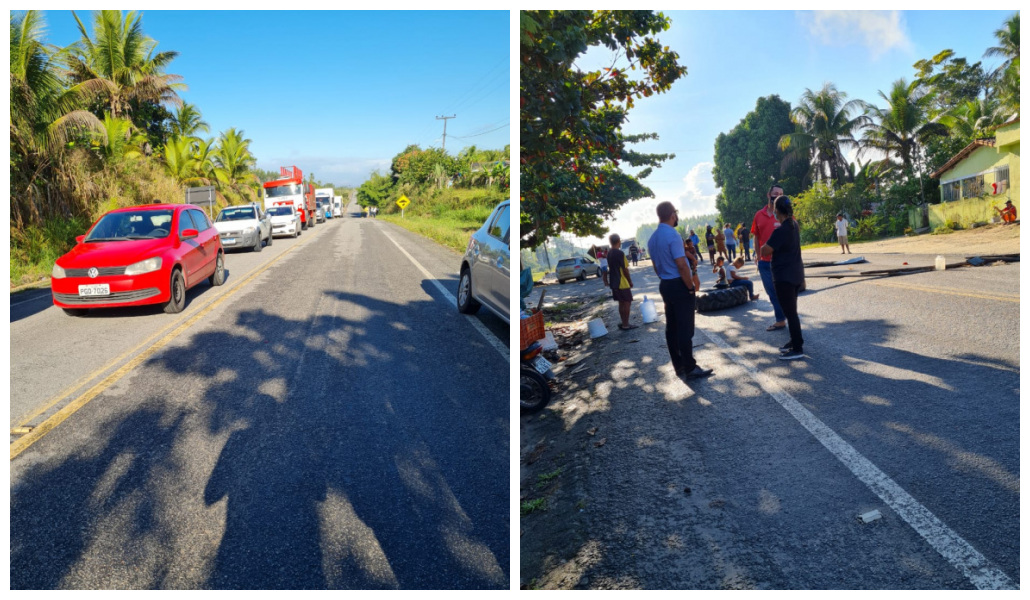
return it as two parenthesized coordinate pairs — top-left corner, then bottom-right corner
(929, 116), (1020, 228)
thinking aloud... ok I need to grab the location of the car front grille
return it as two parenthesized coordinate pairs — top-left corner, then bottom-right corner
(54, 287), (161, 305)
(64, 266), (126, 278)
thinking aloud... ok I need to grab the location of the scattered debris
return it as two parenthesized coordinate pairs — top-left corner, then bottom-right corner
(709, 499), (725, 509)
(540, 331), (559, 351)
(683, 487), (691, 495)
(858, 509), (882, 523)
(526, 441), (547, 465)
(594, 437), (607, 448)
(587, 427), (598, 436)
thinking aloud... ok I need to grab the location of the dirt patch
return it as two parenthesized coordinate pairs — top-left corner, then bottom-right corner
(806, 223), (1019, 257)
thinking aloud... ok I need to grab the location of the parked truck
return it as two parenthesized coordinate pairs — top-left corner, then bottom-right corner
(315, 187), (334, 220)
(263, 166), (316, 229)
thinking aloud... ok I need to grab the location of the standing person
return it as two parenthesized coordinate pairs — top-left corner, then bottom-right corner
(689, 229), (701, 257)
(752, 184), (787, 332)
(761, 195), (805, 360)
(835, 214), (851, 254)
(714, 225), (727, 259)
(597, 248), (610, 287)
(647, 202), (713, 379)
(704, 225), (716, 265)
(724, 223), (737, 260)
(629, 243), (639, 266)
(607, 234), (636, 330)
(684, 238), (702, 290)
(737, 222), (751, 261)
(728, 257), (759, 301)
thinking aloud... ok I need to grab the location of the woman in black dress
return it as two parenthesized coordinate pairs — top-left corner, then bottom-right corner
(760, 196), (805, 360)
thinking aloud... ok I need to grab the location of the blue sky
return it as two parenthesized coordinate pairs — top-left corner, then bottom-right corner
(571, 10), (1015, 245)
(36, 10), (510, 187)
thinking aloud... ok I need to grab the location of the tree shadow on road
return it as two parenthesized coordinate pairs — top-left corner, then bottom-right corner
(11, 288), (509, 589)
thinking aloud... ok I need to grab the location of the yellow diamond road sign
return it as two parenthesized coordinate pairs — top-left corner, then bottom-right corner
(396, 195), (410, 209)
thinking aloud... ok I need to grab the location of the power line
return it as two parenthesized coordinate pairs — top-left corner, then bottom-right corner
(449, 123), (510, 140)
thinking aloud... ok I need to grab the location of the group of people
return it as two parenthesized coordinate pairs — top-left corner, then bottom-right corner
(597, 242), (640, 288)
(605, 184), (807, 381)
(693, 222), (754, 266)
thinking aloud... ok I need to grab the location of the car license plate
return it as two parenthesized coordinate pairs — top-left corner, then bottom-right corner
(78, 284), (110, 297)
(532, 356), (552, 375)
(223, 238), (236, 244)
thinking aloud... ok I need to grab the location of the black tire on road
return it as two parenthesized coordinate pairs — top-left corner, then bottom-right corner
(596, 269), (603, 279)
(457, 267), (481, 315)
(520, 366), (551, 413)
(266, 229), (272, 247)
(252, 231), (262, 253)
(62, 307), (89, 317)
(208, 252), (226, 286)
(163, 268), (186, 314)
(695, 285), (749, 313)
(559, 279), (566, 285)
(577, 271), (586, 282)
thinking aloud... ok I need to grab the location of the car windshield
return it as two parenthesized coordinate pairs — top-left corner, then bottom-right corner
(216, 207), (256, 222)
(265, 184), (300, 197)
(556, 259), (577, 268)
(267, 207), (293, 216)
(85, 210), (174, 241)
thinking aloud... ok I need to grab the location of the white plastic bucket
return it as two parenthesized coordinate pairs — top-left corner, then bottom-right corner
(587, 318), (608, 338)
(640, 296), (658, 323)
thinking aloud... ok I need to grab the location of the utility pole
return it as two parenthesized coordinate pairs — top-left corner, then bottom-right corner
(436, 115), (456, 152)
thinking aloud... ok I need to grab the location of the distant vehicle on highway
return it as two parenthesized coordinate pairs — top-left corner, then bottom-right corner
(316, 188), (334, 220)
(267, 205), (301, 238)
(556, 257), (600, 284)
(458, 199), (510, 323)
(314, 198), (327, 223)
(332, 195), (343, 218)
(51, 203), (225, 316)
(214, 204), (271, 252)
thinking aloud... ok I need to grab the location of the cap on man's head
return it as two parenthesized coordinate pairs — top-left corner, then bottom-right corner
(609, 233), (621, 245)
(1006, 200), (1013, 205)
(656, 201), (677, 221)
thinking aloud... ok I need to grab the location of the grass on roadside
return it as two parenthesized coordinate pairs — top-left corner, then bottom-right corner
(532, 270), (546, 282)
(378, 187), (507, 254)
(521, 497), (547, 516)
(11, 216), (90, 288)
(535, 467), (563, 489)
(800, 242), (839, 250)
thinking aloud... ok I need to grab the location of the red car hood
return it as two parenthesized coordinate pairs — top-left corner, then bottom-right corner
(58, 238), (173, 268)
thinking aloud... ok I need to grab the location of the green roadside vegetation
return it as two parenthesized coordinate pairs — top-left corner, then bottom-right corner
(356, 144), (510, 254)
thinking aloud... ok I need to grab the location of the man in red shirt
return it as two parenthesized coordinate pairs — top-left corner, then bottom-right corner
(752, 184), (787, 331)
(995, 200), (1017, 223)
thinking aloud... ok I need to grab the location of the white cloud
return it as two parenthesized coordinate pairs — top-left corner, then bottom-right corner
(801, 11), (911, 58)
(257, 156), (391, 188)
(677, 161), (719, 216)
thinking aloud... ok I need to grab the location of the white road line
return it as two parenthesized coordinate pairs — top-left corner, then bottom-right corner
(10, 292), (52, 308)
(379, 228), (508, 361)
(699, 328), (1015, 590)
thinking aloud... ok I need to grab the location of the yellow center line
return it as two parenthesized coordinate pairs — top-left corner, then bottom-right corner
(870, 280), (1020, 303)
(11, 236), (309, 460)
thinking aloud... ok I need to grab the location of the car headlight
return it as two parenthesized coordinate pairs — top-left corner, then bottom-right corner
(52, 263), (66, 279)
(124, 257), (162, 276)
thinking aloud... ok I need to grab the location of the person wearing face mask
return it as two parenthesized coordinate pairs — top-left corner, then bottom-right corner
(648, 201), (713, 380)
(761, 195), (805, 360)
(751, 184), (787, 332)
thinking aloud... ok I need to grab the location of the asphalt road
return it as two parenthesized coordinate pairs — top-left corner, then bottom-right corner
(521, 253), (1019, 589)
(11, 199), (509, 589)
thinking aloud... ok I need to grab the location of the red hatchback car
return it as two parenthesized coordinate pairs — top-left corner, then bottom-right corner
(51, 203), (225, 316)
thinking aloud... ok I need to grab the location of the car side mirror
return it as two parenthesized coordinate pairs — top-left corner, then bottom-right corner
(181, 228), (199, 240)
(75, 235), (85, 244)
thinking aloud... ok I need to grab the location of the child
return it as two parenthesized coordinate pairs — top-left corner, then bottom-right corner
(713, 256), (728, 288)
(728, 257), (760, 301)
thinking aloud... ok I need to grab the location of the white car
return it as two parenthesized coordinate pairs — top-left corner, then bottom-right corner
(214, 204), (272, 252)
(267, 205), (301, 238)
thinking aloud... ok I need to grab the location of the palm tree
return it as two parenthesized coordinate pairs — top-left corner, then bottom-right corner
(191, 137), (217, 182)
(163, 135), (199, 184)
(938, 97), (1004, 140)
(861, 78), (949, 173)
(66, 10), (185, 120)
(984, 13), (1019, 71)
(214, 128), (257, 202)
(779, 83), (868, 185)
(10, 10), (107, 226)
(94, 113), (147, 162)
(169, 102), (209, 141)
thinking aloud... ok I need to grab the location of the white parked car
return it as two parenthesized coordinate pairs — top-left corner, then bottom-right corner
(267, 205), (301, 238)
(214, 204), (271, 252)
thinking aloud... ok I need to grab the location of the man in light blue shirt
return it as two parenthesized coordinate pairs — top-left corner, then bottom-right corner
(647, 202), (714, 379)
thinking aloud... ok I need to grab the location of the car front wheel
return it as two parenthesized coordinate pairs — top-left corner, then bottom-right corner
(266, 228), (272, 247)
(457, 268), (481, 314)
(163, 268), (186, 314)
(252, 231), (262, 252)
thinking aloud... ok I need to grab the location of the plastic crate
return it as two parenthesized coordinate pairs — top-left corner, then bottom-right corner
(519, 311), (545, 350)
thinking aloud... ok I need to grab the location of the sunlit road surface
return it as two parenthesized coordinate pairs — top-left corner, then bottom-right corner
(522, 255), (1018, 589)
(10, 201), (509, 589)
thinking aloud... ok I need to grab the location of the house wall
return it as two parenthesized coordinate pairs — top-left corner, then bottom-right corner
(933, 133), (1019, 229)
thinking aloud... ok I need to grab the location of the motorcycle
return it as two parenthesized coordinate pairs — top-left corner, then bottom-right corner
(520, 340), (555, 413)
